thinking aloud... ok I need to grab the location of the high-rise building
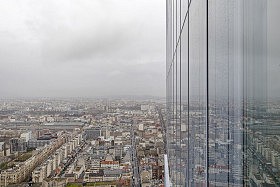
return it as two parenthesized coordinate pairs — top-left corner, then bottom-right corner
(166, 0), (280, 186)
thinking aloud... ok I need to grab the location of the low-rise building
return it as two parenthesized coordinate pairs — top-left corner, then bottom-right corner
(100, 161), (119, 169)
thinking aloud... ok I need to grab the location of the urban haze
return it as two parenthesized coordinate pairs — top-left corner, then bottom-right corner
(0, 1), (280, 187)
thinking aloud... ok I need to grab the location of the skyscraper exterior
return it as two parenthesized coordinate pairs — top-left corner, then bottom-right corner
(166, 0), (280, 186)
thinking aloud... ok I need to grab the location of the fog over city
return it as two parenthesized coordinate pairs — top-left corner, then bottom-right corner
(0, 0), (165, 98)
(0, 1), (280, 187)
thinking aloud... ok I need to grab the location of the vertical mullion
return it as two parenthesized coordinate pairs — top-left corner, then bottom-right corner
(187, 0), (190, 186)
(179, 0), (182, 185)
(227, 1), (230, 186)
(175, 0), (178, 183)
(206, 0), (209, 186)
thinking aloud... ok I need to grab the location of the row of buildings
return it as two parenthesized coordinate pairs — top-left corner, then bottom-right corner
(32, 134), (82, 183)
(0, 133), (66, 186)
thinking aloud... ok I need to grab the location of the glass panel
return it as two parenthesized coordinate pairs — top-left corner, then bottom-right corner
(188, 0), (207, 185)
(244, 0), (280, 186)
(166, 0), (280, 186)
(208, 0), (244, 186)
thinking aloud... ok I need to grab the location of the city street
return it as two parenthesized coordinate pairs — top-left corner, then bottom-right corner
(131, 124), (141, 187)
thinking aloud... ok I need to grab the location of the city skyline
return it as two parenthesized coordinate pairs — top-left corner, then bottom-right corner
(0, 1), (280, 187)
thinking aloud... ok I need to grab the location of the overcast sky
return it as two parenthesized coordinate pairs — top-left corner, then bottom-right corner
(0, 0), (166, 98)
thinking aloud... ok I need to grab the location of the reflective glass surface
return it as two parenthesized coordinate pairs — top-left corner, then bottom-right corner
(166, 0), (280, 186)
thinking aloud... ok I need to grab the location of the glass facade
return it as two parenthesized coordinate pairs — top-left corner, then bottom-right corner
(166, 0), (280, 186)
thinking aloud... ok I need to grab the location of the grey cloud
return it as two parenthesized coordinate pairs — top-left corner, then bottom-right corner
(42, 27), (129, 62)
(0, 0), (165, 98)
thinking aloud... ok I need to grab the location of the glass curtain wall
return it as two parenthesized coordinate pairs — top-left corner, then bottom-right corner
(166, 0), (280, 186)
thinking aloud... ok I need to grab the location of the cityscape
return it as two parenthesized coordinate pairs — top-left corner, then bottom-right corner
(0, 98), (166, 187)
(0, 0), (280, 187)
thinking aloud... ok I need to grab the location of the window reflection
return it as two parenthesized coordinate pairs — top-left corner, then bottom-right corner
(166, 0), (280, 186)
